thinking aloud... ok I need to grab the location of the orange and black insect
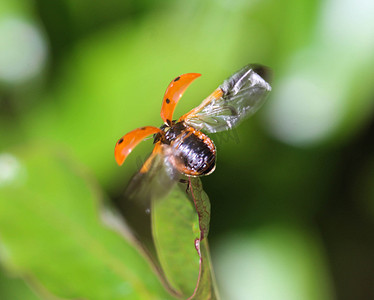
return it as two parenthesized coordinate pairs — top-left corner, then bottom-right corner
(115, 64), (271, 178)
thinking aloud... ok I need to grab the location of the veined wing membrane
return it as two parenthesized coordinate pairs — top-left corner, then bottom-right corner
(125, 145), (179, 204)
(181, 64), (272, 133)
(113, 145), (179, 247)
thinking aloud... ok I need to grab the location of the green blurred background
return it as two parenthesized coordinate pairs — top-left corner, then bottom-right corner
(1, 0), (374, 299)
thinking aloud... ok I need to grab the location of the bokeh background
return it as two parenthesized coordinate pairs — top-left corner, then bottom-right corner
(1, 0), (374, 299)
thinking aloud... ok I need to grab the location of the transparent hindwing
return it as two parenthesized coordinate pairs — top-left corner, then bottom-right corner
(183, 64), (272, 133)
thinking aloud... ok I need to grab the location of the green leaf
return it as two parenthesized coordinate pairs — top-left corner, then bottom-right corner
(152, 183), (200, 297)
(151, 178), (219, 299)
(189, 239), (219, 300)
(0, 269), (41, 300)
(0, 145), (173, 300)
(189, 178), (211, 240)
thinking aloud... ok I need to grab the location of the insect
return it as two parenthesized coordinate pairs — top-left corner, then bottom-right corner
(115, 64), (271, 178)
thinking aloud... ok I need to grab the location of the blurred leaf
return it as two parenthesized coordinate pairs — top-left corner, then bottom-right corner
(0, 269), (41, 300)
(0, 145), (173, 300)
(152, 178), (218, 299)
(264, 0), (374, 147)
(0, 0), (33, 19)
(214, 226), (334, 300)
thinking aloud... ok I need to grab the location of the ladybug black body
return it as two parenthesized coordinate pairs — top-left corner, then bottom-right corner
(154, 121), (216, 177)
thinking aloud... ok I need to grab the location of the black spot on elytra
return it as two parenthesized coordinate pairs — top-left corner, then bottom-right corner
(174, 76), (181, 82)
(118, 138), (124, 144)
(166, 98), (170, 104)
(140, 127), (146, 130)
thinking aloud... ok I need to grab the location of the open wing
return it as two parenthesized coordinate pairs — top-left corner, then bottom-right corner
(160, 73), (201, 125)
(114, 126), (161, 166)
(125, 143), (181, 203)
(180, 64), (272, 133)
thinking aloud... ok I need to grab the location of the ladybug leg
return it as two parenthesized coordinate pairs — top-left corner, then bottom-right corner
(179, 178), (190, 193)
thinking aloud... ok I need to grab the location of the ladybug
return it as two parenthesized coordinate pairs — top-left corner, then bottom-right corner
(115, 64), (271, 178)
